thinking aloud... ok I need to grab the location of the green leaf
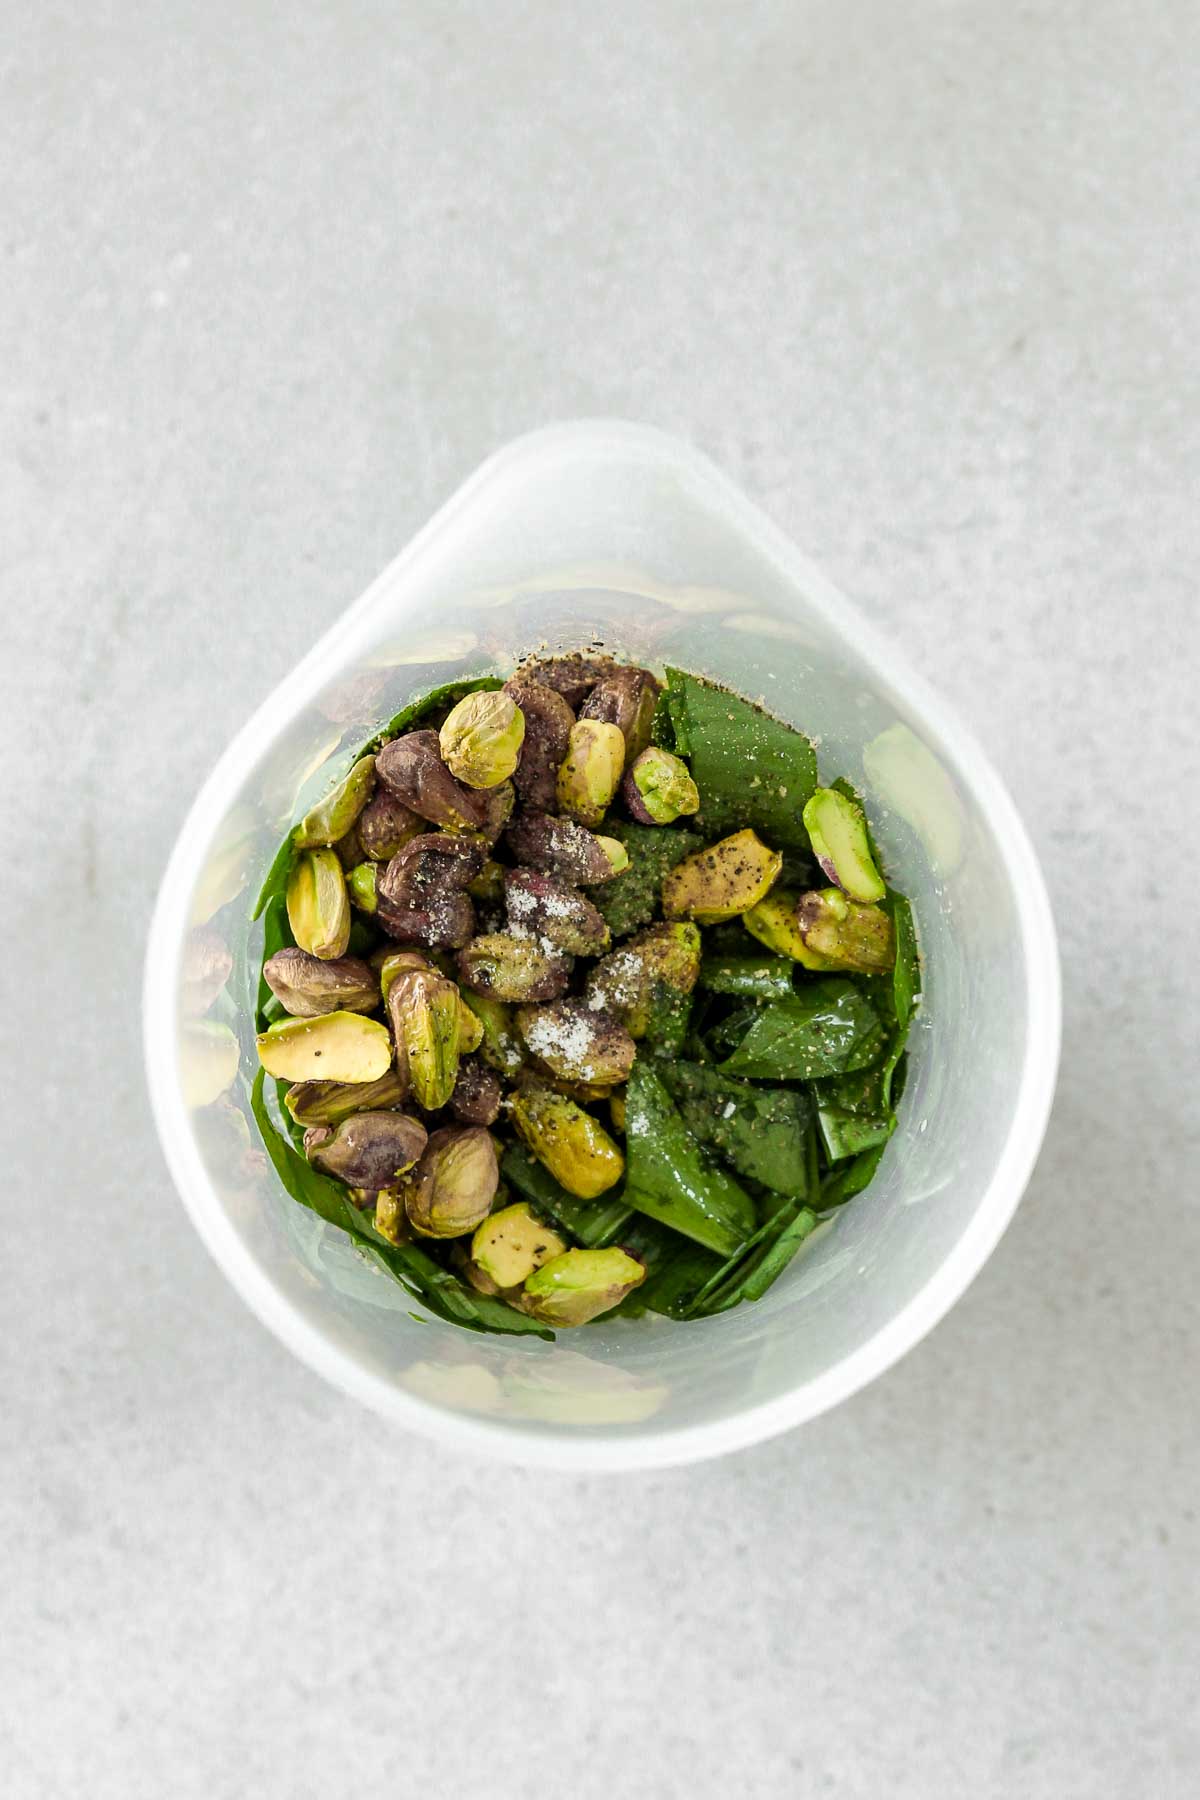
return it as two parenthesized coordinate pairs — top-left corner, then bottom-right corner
(592, 822), (705, 939)
(623, 1061), (756, 1256)
(686, 1195), (803, 1315)
(650, 686), (677, 750)
(251, 827), (298, 922)
(249, 1072), (552, 1338)
(720, 980), (886, 1080)
(887, 890), (919, 1033)
(500, 1144), (633, 1247)
(255, 893), (293, 1032)
(655, 1059), (812, 1195)
(816, 1105), (894, 1162)
(819, 1141), (888, 1210)
(663, 669), (818, 849)
(636, 1240), (724, 1318)
(700, 955), (795, 1000)
(734, 1206), (818, 1303)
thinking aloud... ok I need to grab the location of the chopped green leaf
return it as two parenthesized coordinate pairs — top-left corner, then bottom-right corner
(655, 1059), (812, 1194)
(816, 1105), (894, 1162)
(663, 669), (818, 849)
(700, 955), (795, 1000)
(720, 980), (886, 1080)
(642, 982), (693, 1055)
(623, 1061), (756, 1256)
(887, 890), (920, 1032)
(819, 1140), (888, 1209)
(251, 828), (298, 922)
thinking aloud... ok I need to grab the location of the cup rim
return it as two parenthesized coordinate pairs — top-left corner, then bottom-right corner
(144, 419), (1061, 1471)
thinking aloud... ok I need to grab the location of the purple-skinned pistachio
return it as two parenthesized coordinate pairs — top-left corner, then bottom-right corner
(505, 811), (628, 885)
(375, 729), (488, 833)
(503, 868), (610, 955)
(502, 673), (575, 811)
(580, 666), (661, 761)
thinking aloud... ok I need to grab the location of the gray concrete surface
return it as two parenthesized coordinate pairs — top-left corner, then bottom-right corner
(4, 2), (1198, 1795)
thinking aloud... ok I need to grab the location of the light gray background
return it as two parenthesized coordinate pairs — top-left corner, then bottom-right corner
(5, 3), (1197, 1796)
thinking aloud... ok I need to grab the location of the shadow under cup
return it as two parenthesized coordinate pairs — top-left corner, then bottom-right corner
(147, 423), (1059, 1468)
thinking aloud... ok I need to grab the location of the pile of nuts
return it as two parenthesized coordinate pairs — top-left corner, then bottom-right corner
(255, 656), (707, 1326)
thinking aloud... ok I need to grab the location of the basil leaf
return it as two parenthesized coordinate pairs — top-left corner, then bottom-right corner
(819, 1141), (888, 1210)
(255, 893), (293, 1032)
(700, 956), (795, 1000)
(720, 980), (886, 1080)
(655, 1060), (812, 1195)
(251, 828), (298, 922)
(624, 1061), (756, 1256)
(887, 890), (920, 1032)
(687, 1195), (803, 1315)
(664, 669), (818, 849)
(816, 1105), (894, 1162)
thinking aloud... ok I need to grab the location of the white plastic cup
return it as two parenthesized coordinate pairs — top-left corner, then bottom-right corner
(144, 421), (1060, 1470)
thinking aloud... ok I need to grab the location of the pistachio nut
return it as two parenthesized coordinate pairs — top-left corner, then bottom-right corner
(471, 1203), (566, 1290)
(346, 861), (378, 914)
(357, 787), (425, 861)
(438, 690), (526, 789)
(375, 887), (476, 950)
(374, 1188), (410, 1245)
(506, 811), (628, 885)
(801, 786), (886, 903)
(743, 888), (840, 970)
(375, 729), (488, 833)
(448, 1056), (503, 1127)
(585, 921), (701, 1035)
(304, 1109), (428, 1188)
(522, 652), (619, 709)
(516, 998), (636, 1087)
(503, 868), (611, 955)
(378, 833), (486, 912)
(555, 719), (626, 828)
(580, 666), (661, 761)
(519, 1245), (645, 1326)
(388, 965), (463, 1111)
(661, 829), (782, 925)
(459, 991), (526, 1076)
(456, 932), (572, 1004)
(404, 1125), (500, 1238)
(286, 848), (352, 958)
(285, 1067), (408, 1126)
(502, 673), (575, 810)
(622, 746), (700, 825)
(508, 1081), (625, 1198)
(795, 888), (895, 973)
(294, 755), (376, 849)
(263, 947), (381, 1018)
(256, 1010), (393, 1083)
